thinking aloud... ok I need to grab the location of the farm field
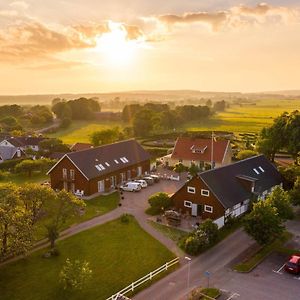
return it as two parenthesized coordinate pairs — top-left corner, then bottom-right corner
(0, 216), (175, 300)
(183, 99), (300, 133)
(48, 120), (125, 144)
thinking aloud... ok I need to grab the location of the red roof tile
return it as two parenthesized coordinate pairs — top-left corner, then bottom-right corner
(171, 137), (229, 164)
(70, 143), (93, 152)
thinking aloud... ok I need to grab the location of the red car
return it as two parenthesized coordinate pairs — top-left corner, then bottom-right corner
(284, 255), (300, 274)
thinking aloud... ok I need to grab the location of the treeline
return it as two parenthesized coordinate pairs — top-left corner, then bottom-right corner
(0, 104), (53, 133)
(52, 98), (101, 128)
(122, 103), (212, 136)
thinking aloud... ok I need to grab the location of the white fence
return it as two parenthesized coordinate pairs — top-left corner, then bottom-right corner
(106, 257), (180, 300)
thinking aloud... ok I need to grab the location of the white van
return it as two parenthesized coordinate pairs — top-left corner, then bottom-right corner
(120, 182), (142, 192)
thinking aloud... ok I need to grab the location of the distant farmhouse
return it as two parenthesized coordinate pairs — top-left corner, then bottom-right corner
(0, 136), (46, 163)
(47, 139), (150, 197)
(163, 137), (232, 169)
(171, 155), (282, 228)
(70, 142), (93, 152)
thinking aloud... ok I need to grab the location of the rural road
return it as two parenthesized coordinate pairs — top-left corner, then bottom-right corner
(133, 228), (254, 300)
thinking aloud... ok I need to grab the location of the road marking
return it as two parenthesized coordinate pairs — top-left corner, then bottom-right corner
(272, 263), (285, 274)
(225, 292), (240, 300)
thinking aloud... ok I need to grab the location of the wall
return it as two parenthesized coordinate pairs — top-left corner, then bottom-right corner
(171, 176), (225, 221)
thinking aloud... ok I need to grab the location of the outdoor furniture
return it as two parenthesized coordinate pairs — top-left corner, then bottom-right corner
(164, 210), (181, 227)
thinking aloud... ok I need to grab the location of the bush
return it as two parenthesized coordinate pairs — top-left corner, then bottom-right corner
(0, 170), (9, 180)
(60, 118), (72, 129)
(236, 150), (257, 160)
(120, 213), (131, 223)
(0, 158), (25, 171)
(148, 192), (172, 215)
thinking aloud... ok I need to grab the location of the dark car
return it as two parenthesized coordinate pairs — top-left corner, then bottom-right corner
(284, 255), (300, 274)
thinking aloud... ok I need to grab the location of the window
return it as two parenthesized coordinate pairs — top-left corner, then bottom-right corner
(187, 186), (196, 194)
(201, 189), (210, 197)
(62, 168), (67, 179)
(70, 169), (75, 180)
(184, 201), (192, 208)
(253, 168), (259, 175)
(258, 166), (265, 173)
(204, 205), (213, 213)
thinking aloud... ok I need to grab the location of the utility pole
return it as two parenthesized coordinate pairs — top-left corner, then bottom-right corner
(211, 131), (214, 169)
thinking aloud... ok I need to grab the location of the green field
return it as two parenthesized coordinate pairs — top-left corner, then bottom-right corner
(0, 216), (175, 300)
(183, 99), (300, 133)
(48, 120), (125, 144)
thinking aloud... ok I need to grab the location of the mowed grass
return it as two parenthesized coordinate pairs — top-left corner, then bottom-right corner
(0, 216), (176, 300)
(34, 192), (120, 241)
(184, 99), (300, 134)
(48, 120), (126, 144)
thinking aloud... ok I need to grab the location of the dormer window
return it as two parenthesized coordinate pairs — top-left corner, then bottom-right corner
(190, 145), (207, 154)
(253, 168), (259, 175)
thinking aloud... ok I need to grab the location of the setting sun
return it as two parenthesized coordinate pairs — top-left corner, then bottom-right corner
(96, 21), (142, 67)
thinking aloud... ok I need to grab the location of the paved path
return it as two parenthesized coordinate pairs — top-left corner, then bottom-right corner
(134, 229), (254, 300)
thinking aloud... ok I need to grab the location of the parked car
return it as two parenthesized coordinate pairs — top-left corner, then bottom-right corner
(120, 182), (142, 192)
(284, 255), (300, 274)
(134, 179), (148, 188)
(150, 174), (160, 182)
(143, 176), (154, 185)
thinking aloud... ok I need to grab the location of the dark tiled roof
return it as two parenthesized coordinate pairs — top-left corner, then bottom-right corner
(199, 155), (282, 209)
(51, 139), (150, 180)
(0, 146), (17, 160)
(5, 137), (46, 147)
(171, 137), (229, 163)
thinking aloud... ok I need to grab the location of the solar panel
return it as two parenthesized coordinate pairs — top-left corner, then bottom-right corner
(253, 168), (259, 175)
(95, 165), (101, 171)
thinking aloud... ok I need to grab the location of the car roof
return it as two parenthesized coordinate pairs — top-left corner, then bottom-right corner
(290, 255), (300, 263)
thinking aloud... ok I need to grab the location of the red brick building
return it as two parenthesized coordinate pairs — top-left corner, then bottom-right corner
(47, 139), (150, 197)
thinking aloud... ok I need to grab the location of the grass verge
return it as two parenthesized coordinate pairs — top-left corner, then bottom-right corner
(234, 231), (293, 273)
(148, 220), (189, 242)
(189, 287), (221, 300)
(0, 215), (176, 300)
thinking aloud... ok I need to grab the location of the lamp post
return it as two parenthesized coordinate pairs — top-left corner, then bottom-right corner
(185, 256), (191, 294)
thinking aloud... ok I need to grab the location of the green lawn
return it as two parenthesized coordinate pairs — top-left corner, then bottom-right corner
(48, 120), (126, 144)
(34, 192), (120, 241)
(149, 221), (189, 242)
(0, 216), (175, 300)
(234, 231), (293, 272)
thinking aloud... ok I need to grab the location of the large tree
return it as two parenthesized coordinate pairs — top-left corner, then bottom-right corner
(289, 176), (300, 206)
(266, 186), (293, 220)
(0, 184), (33, 261)
(44, 190), (85, 249)
(244, 200), (284, 245)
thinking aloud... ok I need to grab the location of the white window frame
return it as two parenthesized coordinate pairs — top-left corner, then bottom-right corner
(204, 205), (213, 213)
(70, 169), (75, 180)
(187, 186), (196, 194)
(201, 189), (210, 197)
(62, 168), (67, 179)
(184, 201), (192, 208)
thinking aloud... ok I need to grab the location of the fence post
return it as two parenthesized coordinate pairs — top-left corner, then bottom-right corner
(131, 282), (134, 291)
(150, 271), (152, 280)
(165, 262), (168, 270)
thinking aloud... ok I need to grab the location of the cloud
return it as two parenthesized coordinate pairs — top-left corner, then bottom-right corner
(10, 1), (29, 10)
(158, 11), (228, 31)
(155, 3), (300, 32)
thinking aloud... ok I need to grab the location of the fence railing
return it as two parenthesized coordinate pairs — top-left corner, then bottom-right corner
(106, 257), (180, 300)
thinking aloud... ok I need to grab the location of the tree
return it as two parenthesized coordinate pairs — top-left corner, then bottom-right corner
(148, 192), (172, 214)
(279, 165), (300, 189)
(244, 201), (284, 245)
(90, 127), (121, 146)
(173, 163), (186, 179)
(0, 183), (33, 261)
(44, 190), (85, 249)
(188, 163), (200, 177)
(266, 186), (293, 220)
(198, 219), (219, 244)
(285, 110), (300, 161)
(15, 160), (38, 177)
(59, 258), (92, 291)
(236, 150), (257, 160)
(19, 184), (56, 225)
(289, 176), (300, 206)
(39, 138), (70, 155)
(132, 109), (154, 136)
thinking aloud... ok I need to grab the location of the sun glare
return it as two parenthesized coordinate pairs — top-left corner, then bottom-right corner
(96, 21), (141, 67)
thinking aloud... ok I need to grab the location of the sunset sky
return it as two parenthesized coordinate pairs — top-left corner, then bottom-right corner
(0, 0), (300, 94)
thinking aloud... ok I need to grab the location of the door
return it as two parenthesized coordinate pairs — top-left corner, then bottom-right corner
(137, 166), (142, 177)
(191, 203), (198, 216)
(98, 180), (105, 193)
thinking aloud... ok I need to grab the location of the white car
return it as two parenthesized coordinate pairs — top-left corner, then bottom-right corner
(120, 182), (142, 192)
(134, 179), (148, 188)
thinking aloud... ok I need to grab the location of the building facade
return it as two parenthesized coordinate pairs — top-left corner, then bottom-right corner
(47, 139), (151, 197)
(171, 155), (282, 228)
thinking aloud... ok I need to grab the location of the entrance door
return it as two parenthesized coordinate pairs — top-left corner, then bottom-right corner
(98, 180), (105, 193)
(191, 203), (198, 216)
